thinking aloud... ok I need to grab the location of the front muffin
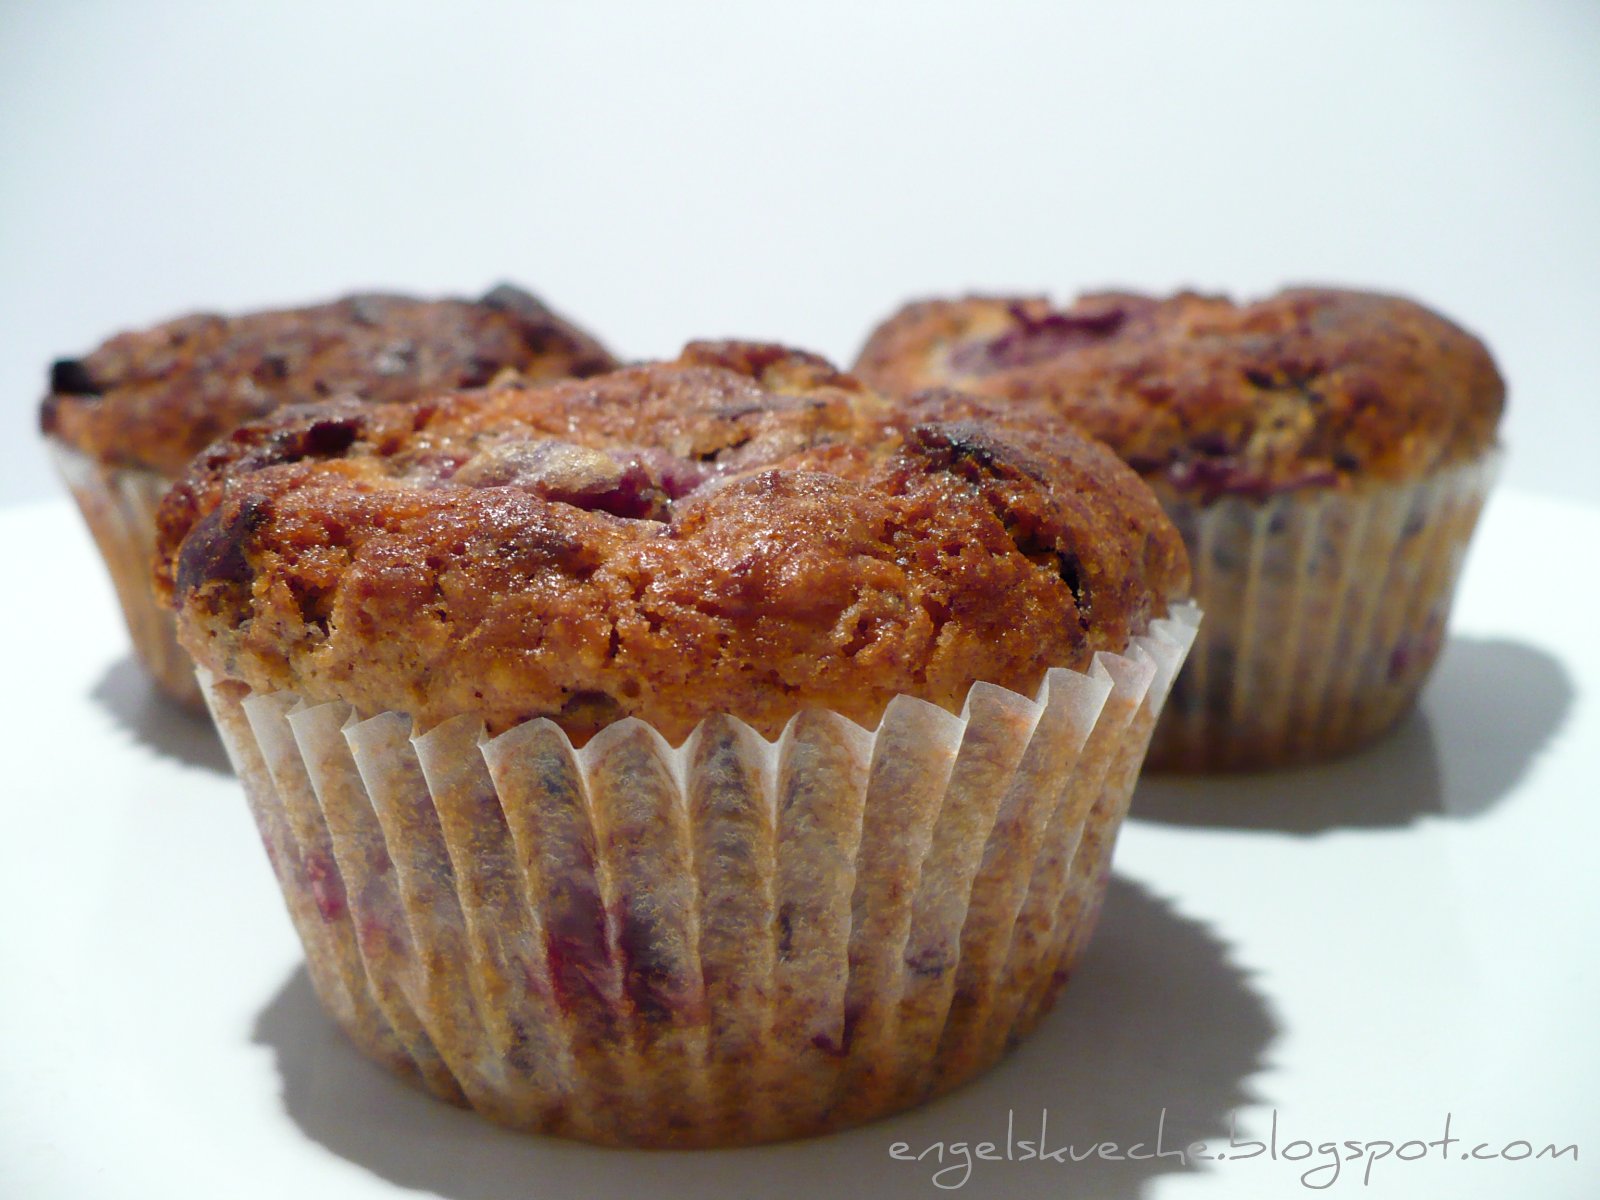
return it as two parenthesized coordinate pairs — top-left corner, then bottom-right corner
(156, 342), (1198, 1146)
(856, 288), (1504, 770)
(42, 283), (616, 708)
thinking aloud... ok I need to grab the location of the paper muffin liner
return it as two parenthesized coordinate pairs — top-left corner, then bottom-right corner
(1149, 453), (1498, 772)
(198, 603), (1198, 1148)
(49, 441), (202, 710)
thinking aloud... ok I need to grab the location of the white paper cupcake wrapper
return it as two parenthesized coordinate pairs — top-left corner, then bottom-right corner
(1150, 453), (1498, 770)
(200, 603), (1198, 1147)
(49, 441), (201, 710)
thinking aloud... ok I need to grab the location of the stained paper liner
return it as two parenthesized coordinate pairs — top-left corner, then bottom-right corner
(200, 603), (1198, 1148)
(49, 441), (202, 710)
(1149, 453), (1498, 772)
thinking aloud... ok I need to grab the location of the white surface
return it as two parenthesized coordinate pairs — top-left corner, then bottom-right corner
(1, 488), (1596, 1199)
(3, 0), (1599, 508)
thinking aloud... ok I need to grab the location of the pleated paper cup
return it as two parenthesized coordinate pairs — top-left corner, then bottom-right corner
(199, 603), (1198, 1148)
(50, 441), (202, 710)
(1150, 453), (1498, 772)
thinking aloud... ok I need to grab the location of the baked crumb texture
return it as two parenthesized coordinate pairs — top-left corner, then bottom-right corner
(856, 288), (1504, 769)
(42, 284), (615, 708)
(42, 283), (618, 478)
(854, 287), (1504, 498)
(156, 343), (1191, 745)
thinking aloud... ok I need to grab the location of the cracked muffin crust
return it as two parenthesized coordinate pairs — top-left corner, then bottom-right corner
(155, 342), (1190, 744)
(853, 288), (1505, 501)
(41, 283), (617, 479)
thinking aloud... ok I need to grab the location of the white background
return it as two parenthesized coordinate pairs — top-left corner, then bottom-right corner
(3, 6), (1598, 1200)
(2, 0), (1597, 507)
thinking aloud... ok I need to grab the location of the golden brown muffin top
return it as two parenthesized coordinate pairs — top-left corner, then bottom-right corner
(854, 288), (1505, 500)
(40, 284), (617, 477)
(155, 342), (1189, 744)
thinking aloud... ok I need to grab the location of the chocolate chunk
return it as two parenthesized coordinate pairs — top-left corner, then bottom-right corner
(175, 497), (272, 596)
(234, 410), (363, 473)
(49, 358), (100, 396)
(300, 417), (360, 458)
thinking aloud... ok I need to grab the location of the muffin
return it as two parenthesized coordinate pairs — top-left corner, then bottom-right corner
(153, 342), (1198, 1146)
(41, 284), (616, 709)
(855, 288), (1503, 770)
